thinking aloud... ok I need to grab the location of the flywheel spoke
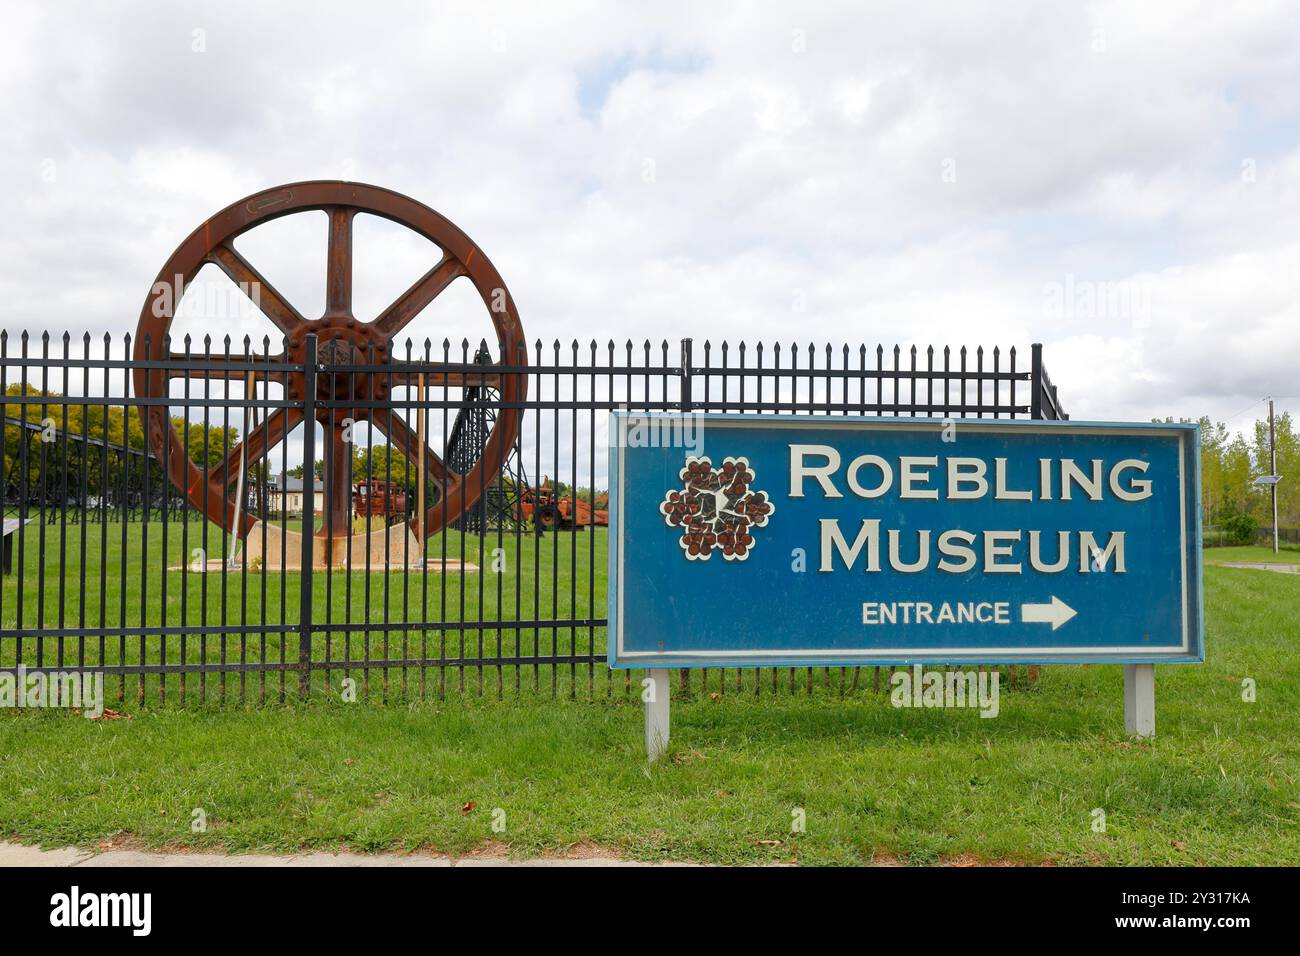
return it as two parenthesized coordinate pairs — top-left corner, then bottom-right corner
(210, 406), (305, 490)
(326, 206), (355, 316)
(207, 243), (307, 335)
(370, 410), (453, 487)
(372, 255), (464, 338)
(166, 353), (290, 381)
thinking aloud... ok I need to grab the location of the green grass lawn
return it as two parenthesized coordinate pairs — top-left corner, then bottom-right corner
(1, 517), (607, 701)
(0, 541), (1296, 865)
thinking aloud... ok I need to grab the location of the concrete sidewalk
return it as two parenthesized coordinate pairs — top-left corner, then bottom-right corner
(1217, 561), (1300, 574)
(0, 841), (694, 868)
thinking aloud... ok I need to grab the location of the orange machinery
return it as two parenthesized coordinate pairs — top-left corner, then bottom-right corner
(517, 479), (607, 531)
(352, 479), (408, 524)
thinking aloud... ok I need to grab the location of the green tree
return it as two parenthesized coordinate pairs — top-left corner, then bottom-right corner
(174, 417), (237, 470)
(352, 444), (413, 487)
(4, 383), (238, 501)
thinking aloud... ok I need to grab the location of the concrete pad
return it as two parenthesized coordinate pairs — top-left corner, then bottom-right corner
(453, 857), (698, 867)
(0, 841), (677, 867)
(289, 852), (452, 867)
(0, 843), (91, 866)
(73, 850), (296, 868)
(243, 520), (477, 572)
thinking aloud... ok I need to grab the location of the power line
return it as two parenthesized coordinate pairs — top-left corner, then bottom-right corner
(1220, 396), (1269, 426)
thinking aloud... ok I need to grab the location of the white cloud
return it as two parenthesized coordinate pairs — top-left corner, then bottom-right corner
(1, 0), (1299, 460)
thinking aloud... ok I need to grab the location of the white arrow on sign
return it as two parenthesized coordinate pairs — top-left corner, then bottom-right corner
(1021, 596), (1077, 631)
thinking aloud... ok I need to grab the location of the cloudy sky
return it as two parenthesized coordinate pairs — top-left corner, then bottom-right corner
(3, 0), (1299, 446)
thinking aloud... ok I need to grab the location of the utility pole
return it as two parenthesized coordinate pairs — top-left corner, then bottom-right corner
(1270, 398), (1279, 555)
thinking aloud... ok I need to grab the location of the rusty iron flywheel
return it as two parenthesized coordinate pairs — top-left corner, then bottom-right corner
(132, 180), (526, 548)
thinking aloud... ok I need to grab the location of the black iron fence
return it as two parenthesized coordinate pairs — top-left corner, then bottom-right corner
(1255, 527), (1300, 548)
(2, 330), (1067, 704)
(1201, 525), (1300, 548)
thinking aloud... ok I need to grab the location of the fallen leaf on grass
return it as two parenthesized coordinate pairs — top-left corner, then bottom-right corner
(1171, 840), (1186, 851)
(756, 839), (782, 847)
(90, 709), (130, 721)
(460, 801), (476, 815)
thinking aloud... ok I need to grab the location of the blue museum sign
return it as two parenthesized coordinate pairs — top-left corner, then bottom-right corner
(608, 413), (1203, 667)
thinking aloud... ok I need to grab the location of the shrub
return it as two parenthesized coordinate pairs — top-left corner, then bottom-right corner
(1222, 512), (1259, 546)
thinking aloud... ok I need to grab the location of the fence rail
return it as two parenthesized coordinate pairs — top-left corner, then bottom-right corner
(2, 330), (1067, 703)
(1256, 526), (1300, 548)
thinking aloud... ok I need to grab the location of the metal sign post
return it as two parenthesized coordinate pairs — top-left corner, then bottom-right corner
(610, 413), (1203, 755)
(644, 669), (670, 761)
(1124, 663), (1155, 737)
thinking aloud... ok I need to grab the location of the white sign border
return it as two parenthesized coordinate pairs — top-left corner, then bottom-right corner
(611, 414), (1198, 664)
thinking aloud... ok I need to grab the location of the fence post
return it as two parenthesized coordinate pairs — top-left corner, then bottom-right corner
(679, 337), (693, 413)
(298, 334), (317, 700)
(1030, 342), (1043, 420)
(678, 337), (693, 696)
